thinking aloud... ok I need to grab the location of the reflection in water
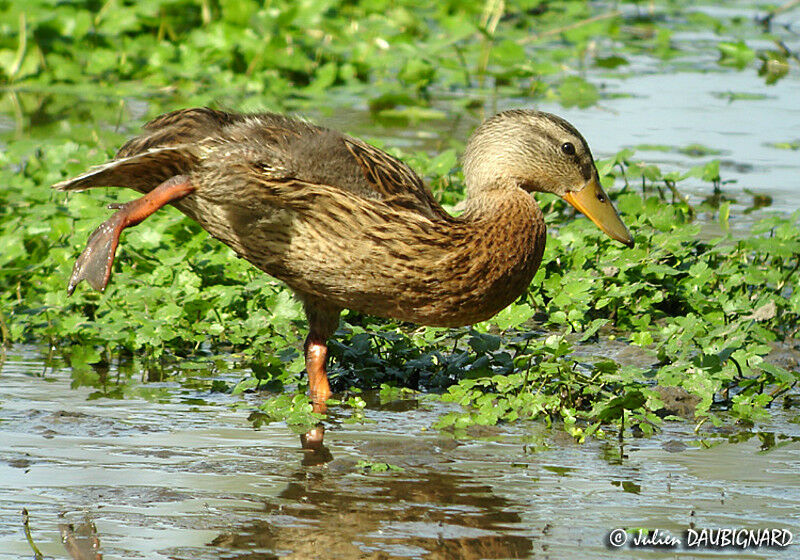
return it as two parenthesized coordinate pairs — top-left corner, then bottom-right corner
(22, 509), (102, 560)
(210, 468), (532, 559)
(1, 347), (799, 559)
(59, 514), (103, 560)
(300, 433), (333, 467)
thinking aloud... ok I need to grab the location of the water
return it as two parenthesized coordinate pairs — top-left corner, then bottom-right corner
(534, 69), (800, 213)
(332, 2), (800, 218)
(1, 345), (798, 559)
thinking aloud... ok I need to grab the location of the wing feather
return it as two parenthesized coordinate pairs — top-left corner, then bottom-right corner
(342, 137), (448, 219)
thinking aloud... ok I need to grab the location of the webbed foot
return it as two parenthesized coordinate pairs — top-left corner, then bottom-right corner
(66, 175), (195, 295)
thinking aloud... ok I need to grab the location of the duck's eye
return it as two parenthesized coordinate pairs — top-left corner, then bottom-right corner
(561, 142), (576, 155)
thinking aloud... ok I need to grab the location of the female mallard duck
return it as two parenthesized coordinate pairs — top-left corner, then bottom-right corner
(55, 108), (633, 440)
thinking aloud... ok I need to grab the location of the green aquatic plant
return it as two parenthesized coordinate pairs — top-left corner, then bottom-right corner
(355, 460), (404, 472)
(1, 0), (798, 439)
(2, 130), (798, 439)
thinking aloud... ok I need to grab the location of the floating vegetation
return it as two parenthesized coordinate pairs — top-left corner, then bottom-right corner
(1, 0), (798, 440)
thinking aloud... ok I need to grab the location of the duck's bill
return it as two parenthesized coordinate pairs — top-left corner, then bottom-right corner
(562, 177), (634, 248)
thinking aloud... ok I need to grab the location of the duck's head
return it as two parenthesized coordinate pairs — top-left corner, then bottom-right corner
(463, 109), (634, 248)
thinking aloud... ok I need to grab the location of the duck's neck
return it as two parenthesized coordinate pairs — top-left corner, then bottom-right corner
(402, 187), (547, 327)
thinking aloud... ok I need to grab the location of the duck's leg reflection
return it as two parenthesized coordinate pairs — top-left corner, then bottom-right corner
(300, 395), (333, 464)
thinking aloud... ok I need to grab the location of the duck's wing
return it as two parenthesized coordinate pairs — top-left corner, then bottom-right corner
(339, 136), (448, 219)
(51, 146), (199, 193)
(54, 107), (450, 220)
(115, 107), (281, 157)
(51, 108), (232, 192)
(210, 114), (451, 220)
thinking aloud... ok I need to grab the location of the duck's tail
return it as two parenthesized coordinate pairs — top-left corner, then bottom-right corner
(52, 146), (198, 194)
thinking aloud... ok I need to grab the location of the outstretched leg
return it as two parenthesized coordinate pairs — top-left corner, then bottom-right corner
(67, 175), (195, 295)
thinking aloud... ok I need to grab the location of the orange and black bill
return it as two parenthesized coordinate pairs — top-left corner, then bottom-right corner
(562, 177), (634, 248)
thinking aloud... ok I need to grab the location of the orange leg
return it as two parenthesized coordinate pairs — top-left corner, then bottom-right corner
(301, 332), (331, 448)
(67, 175), (195, 295)
(299, 302), (340, 450)
(305, 332), (332, 410)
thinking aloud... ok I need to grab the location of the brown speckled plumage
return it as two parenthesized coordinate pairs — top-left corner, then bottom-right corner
(54, 107), (633, 441)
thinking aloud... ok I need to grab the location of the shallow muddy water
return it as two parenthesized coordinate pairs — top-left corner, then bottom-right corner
(2, 1), (800, 559)
(1, 346), (798, 559)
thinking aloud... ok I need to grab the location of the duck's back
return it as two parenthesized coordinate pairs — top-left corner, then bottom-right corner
(114, 108), (446, 221)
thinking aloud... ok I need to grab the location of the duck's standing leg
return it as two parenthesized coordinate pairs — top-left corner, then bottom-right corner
(66, 175), (196, 295)
(305, 333), (332, 407)
(299, 298), (341, 448)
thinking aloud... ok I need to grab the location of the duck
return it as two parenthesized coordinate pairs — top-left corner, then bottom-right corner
(54, 107), (633, 444)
